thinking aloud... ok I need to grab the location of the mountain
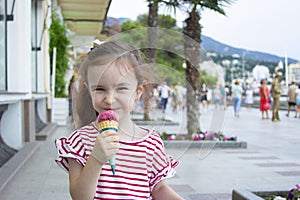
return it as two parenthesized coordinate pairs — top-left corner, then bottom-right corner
(109, 17), (298, 64)
(201, 35), (298, 64)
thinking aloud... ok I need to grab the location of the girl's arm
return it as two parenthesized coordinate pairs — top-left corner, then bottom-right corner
(152, 181), (183, 200)
(68, 131), (119, 200)
(68, 156), (103, 200)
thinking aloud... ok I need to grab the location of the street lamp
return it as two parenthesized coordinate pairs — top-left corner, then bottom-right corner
(0, 0), (16, 21)
(241, 50), (248, 80)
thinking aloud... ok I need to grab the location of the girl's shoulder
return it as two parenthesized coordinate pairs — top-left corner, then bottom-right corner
(69, 123), (98, 140)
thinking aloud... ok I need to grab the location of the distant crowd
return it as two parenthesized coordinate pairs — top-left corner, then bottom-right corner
(132, 78), (300, 121)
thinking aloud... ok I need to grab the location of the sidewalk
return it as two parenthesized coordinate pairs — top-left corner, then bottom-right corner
(0, 106), (299, 200)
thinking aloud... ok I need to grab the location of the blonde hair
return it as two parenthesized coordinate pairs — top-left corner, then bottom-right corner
(72, 40), (152, 128)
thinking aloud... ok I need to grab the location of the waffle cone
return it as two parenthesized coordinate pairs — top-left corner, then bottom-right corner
(98, 120), (118, 131)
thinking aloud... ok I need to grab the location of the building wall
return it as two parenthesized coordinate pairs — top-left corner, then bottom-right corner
(289, 63), (300, 84)
(7, 1), (32, 93)
(0, 0), (51, 150)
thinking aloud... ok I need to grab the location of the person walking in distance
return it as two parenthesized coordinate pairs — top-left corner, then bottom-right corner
(231, 80), (243, 117)
(157, 80), (171, 114)
(295, 84), (300, 118)
(245, 85), (254, 110)
(286, 81), (297, 118)
(259, 79), (271, 119)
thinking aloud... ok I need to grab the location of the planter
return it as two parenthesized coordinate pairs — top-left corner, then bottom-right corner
(164, 140), (247, 149)
(232, 189), (290, 200)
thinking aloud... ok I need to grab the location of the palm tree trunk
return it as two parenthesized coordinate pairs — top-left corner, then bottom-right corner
(183, 9), (201, 135)
(144, 0), (159, 120)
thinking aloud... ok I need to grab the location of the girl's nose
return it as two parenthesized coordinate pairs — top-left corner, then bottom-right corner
(104, 91), (115, 105)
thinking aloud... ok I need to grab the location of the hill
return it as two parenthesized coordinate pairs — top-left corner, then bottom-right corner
(108, 17), (298, 64)
(201, 35), (298, 64)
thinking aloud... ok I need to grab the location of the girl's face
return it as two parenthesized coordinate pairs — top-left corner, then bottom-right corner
(87, 62), (143, 120)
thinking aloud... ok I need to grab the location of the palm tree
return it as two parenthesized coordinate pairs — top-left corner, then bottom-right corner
(181, 0), (234, 135)
(183, 6), (201, 135)
(145, 0), (233, 135)
(144, 0), (179, 120)
(143, 0), (159, 120)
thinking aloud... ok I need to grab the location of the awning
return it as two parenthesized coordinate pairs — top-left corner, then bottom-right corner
(57, 0), (111, 36)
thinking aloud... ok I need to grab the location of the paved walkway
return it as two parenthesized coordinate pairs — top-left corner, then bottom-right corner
(0, 106), (300, 200)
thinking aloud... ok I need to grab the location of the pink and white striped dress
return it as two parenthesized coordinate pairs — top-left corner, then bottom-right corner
(55, 123), (179, 199)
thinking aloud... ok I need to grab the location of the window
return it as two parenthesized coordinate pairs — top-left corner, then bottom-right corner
(0, 0), (7, 91)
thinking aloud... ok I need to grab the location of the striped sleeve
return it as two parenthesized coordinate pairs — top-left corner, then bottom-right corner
(55, 130), (87, 172)
(149, 133), (179, 191)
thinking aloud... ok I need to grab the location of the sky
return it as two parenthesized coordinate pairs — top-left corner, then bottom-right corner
(107, 0), (300, 62)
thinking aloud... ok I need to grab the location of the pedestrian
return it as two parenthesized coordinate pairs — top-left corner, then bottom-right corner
(219, 84), (227, 110)
(170, 85), (178, 112)
(68, 73), (77, 116)
(200, 83), (209, 112)
(244, 85), (254, 110)
(212, 84), (222, 110)
(175, 82), (186, 110)
(295, 84), (300, 118)
(231, 80), (243, 117)
(259, 79), (271, 119)
(251, 78), (260, 96)
(271, 72), (282, 122)
(54, 40), (182, 200)
(286, 81), (297, 118)
(157, 80), (171, 114)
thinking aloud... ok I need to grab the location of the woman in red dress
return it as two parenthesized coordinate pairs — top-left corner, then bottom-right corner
(259, 79), (271, 119)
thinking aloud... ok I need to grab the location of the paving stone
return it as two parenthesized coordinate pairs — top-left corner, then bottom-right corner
(255, 162), (300, 167)
(276, 171), (300, 176)
(238, 156), (279, 160)
(169, 184), (195, 192)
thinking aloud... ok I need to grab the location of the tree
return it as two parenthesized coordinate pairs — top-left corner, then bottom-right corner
(183, 7), (201, 135)
(143, 0), (160, 120)
(144, 0), (185, 120)
(137, 14), (177, 28)
(181, 0), (234, 135)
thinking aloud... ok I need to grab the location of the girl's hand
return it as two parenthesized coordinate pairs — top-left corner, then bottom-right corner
(90, 131), (119, 164)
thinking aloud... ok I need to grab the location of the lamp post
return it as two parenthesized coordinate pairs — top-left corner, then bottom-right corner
(0, 0), (16, 21)
(285, 49), (289, 89)
(241, 51), (248, 81)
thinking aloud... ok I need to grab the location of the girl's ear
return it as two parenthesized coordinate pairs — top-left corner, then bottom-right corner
(136, 85), (144, 101)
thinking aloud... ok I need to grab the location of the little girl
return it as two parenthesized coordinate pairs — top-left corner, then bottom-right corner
(55, 40), (182, 199)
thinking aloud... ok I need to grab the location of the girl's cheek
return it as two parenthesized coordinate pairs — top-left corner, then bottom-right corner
(93, 95), (104, 106)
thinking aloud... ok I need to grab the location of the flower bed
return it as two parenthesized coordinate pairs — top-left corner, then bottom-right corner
(160, 131), (247, 149)
(232, 184), (300, 200)
(160, 130), (237, 141)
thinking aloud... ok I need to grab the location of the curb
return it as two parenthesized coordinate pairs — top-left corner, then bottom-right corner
(0, 141), (41, 192)
(163, 140), (247, 149)
(134, 121), (180, 126)
(36, 123), (57, 141)
(232, 189), (289, 200)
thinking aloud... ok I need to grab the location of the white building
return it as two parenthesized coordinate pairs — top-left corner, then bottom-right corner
(200, 60), (225, 86)
(0, 0), (110, 174)
(0, 1), (51, 158)
(252, 65), (270, 81)
(288, 62), (300, 84)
